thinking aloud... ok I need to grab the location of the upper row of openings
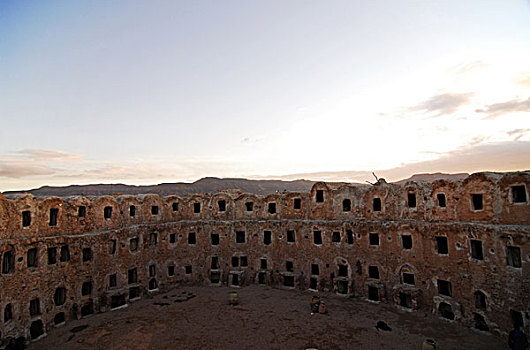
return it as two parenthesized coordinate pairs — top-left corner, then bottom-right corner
(17, 185), (528, 226)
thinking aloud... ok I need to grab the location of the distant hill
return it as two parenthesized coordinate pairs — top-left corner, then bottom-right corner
(3, 177), (316, 197)
(394, 172), (469, 184)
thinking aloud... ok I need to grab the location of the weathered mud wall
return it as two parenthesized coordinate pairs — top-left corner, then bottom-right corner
(0, 171), (528, 342)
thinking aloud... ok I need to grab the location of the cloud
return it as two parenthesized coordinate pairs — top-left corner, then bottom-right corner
(513, 72), (530, 87)
(475, 97), (530, 119)
(0, 149), (81, 178)
(408, 92), (474, 117)
(12, 149), (81, 162)
(506, 128), (530, 141)
(270, 141), (530, 183)
(0, 162), (54, 177)
(451, 61), (488, 75)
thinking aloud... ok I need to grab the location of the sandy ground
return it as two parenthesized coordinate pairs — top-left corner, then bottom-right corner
(31, 285), (505, 350)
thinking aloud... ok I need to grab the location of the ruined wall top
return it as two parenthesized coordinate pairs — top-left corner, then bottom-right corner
(0, 171), (528, 239)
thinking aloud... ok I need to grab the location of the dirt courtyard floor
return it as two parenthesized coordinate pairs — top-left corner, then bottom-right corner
(31, 285), (505, 350)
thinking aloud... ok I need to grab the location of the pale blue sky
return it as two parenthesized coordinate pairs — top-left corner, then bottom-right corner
(1, 0), (529, 191)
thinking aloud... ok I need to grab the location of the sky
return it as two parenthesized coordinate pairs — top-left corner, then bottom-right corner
(1, 0), (529, 191)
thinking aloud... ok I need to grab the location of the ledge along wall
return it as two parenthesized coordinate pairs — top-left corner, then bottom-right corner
(0, 171), (529, 342)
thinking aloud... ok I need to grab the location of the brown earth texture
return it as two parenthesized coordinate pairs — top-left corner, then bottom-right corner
(30, 285), (505, 350)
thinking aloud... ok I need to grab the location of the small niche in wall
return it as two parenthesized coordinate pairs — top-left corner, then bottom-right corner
(104, 206), (112, 219)
(293, 198), (301, 209)
(49, 208), (59, 226)
(471, 194), (483, 211)
(437, 193), (446, 208)
(373, 198), (382, 212)
(22, 211), (31, 227)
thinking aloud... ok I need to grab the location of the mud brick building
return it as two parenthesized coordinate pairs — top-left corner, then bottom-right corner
(0, 171), (528, 343)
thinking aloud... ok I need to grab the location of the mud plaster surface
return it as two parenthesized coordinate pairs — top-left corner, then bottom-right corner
(31, 285), (504, 350)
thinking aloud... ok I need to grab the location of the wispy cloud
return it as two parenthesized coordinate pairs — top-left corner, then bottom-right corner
(13, 149), (82, 162)
(476, 97), (530, 119)
(408, 92), (474, 117)
(0, 162), (54, 177)
(507, 128), (530, 141)
(0, 149), (81, 178)
(513, 72), (530, 87)
(451, 61), (488, 75)
(270, 141), (530, 183)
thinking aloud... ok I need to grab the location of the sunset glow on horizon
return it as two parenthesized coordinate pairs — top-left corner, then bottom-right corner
(1, 1), (529, 191)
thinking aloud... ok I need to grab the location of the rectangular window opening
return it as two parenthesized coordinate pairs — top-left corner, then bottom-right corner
(258, 272), (266, 284)
(60, 245), (70, 262)
(438, 279), (452, 297)
(400, 293), (412, 309)
(369, 233), (379, 246)
(337, 280), (348, 294)
(263, 230), (272, 245)
(403, 273), (415, 285)
(77, 205), (86, 218)
(109, 239), (116, 254)
(286, 261), (293, 272)
(172, 202), (179, 212)
(332, 231), (341, 243)
(435, 236), (448, 254)
(309, 277), (317, 290)
(22, 211), (31, 227)
(342, 199), (351, 212)
(260, 259), (267, 270)
(231, 256), (239, 267)
(29, 298), (40, 316)
(407, 193), (416, 208)
(81, 281), (92, 296)
(82, 248), (92, 262)
(373, 198), (382, 212)
(129, 205), (136, 217)
(236, 230), (245, 244)
(268, 202), (276, 214)
(104, 206), (112, 219)
(211, 233), (219, 245)
(287, 230), (295, 243)
(512, 185), (527, 203)
(402, 235), (412, 249)
(49, 208), (59, 226)
(283, 275), (294, 287)
(111, 294), (126, 309)
(218, 200), (226, 212)
(245, 202), (253, 212)
(313, 231), (322, 245)
(169, 233), (176, 244)
(130, 237), (139, 251)
(346, 229), (354, 244)
(293, 198), (301, 209)
(338, 265), (348, 277)
(316, 190), (324, 203)
(472, 194), (483, 211)
(311, 264), (319, 275)
(368, 265), (379, 279)
(193, 202), (201, 214)
(470, 240), (484, 260)
(368, 286), (379, 301)
(2, 250), (14, 274)
(27, 247), (38, 267)
(506, 246), (522, 268)
(128, 268), (138, 284)
(47, 247), (57, 265)
(151, 206), (159, 215)
(167, 265), (175, 276)
(109, 273), (117, 288)
(437, 193), (447, 208)
(188, 232), (196, 245)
